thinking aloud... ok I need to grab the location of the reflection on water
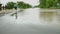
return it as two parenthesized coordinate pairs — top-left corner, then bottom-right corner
(40, 12), (56, 24)
(40, 10), (60, 25)
(0, 8), (60, 34)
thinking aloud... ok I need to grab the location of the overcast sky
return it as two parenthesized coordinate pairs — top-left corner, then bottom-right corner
(0, 0), (39, 6)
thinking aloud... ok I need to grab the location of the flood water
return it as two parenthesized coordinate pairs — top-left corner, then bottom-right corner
(0, 8), (60, 34)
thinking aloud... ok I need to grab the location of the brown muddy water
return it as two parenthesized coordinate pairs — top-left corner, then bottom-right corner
(0, 8), (60, 34)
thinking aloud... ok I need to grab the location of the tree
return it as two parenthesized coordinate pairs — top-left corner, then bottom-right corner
(17, 1), (32, 9)
(57, 0), (60, 8)
(5, 2), (16, 9)
(38, 0), (46, 8)
(39, 0), (58, 8)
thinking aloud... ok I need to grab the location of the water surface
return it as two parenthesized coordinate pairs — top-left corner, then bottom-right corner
(0, 8), (60, 34)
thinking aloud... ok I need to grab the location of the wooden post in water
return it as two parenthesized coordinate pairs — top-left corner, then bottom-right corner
(14, 3), (18, 19)
(14, 6), (17, 19)
(0, 4), (2, 10)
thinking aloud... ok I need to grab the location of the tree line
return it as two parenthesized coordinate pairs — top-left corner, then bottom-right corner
(0, 0), (60, 10)
(2, 1), (32, 9)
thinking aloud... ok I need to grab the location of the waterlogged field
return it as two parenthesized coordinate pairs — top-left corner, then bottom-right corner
(0, 8), (60, 34)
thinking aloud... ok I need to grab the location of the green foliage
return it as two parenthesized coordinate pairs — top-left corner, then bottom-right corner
(5, 1), (32, 9)
(5, 2), (16, 9)
(39, 0), (60, 8)
(17, 1), (32, 9)
(38, 0), (46, 8)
